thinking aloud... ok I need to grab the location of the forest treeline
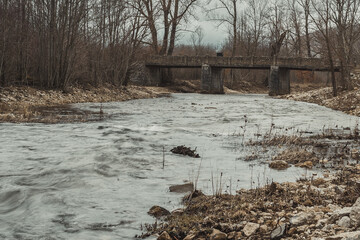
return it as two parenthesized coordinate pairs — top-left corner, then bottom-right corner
(1, 0), (360, 94)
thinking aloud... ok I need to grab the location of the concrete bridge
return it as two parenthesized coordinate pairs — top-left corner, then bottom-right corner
(145, 55), (341, 95)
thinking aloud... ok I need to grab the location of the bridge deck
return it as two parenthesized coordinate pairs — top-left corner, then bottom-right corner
(145, 55), (341, 72)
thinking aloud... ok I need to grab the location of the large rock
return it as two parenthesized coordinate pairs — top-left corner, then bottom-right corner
(157, 231), (172, 240)
(243, 222), (260, 237)
(350, 197), (360, 227)
(210, 229), (227, 240)
(148, 206), (170, 219)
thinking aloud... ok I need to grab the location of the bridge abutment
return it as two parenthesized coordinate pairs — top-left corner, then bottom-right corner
(269, 66), (290, 96)
(201, 64), (224, 94)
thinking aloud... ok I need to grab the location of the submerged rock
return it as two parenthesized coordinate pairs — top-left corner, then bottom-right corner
(169, 183), (194, 193)
(148, 206), (170, 219)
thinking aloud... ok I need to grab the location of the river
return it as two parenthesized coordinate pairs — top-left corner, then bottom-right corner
(0, 93), (358, 239)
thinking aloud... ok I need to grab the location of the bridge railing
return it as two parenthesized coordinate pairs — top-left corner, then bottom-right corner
(145, 55), (338, 69)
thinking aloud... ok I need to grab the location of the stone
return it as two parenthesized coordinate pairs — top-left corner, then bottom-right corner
(169, 183), (194, 193)
(243, 222), (260, 237)
(184, 233), (196, 240)
(271, 224), (288, 239)
(290, 212), (314, 226)
(148, 206), (170, 218)
(338, 216), (351, 228)
(326, 231), (360, 240)
(333, 207), (352, 218)
(157, 231), (172, 240)
(227, 231), (242, 240)
(171, 208), (184, 215)
(350, 198), (360, 227)
(210, 229), (227, 240)
(260, 225), (268, 233)
(269, 160), (289, 170)
(316, 219), (328, 229)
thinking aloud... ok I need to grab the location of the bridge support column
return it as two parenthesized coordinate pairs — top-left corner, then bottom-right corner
(201, 64), (224, 94)
(269, 66), (290, 96)
(147, 67), (162, 85)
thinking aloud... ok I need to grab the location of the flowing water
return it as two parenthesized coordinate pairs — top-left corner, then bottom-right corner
(0, 93), (358, 240)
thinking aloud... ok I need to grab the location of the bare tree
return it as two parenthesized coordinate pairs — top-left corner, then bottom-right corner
(330, 0), (360, 90)
(298, 0), (312, 57)
(310, 0), (337, 96)
(206, 0), (241, 56)
(245, 0), (269, 57)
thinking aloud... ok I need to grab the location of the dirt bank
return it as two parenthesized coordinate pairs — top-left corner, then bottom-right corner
(281, 87), (360, 116)
(0, 85), (175, 123)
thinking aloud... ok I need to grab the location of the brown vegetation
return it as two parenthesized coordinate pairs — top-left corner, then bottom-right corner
(283, 87), (360, 116)
(0, 85), (173, 123)
(141, 165), (360, 239)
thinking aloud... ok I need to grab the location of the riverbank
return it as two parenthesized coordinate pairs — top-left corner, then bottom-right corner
(0, 81), (247, 123)
(281, 87), (360, 117)
(141, 126), (360, 240)
(0, 85), (175, 123)
(142, 166), (360, 240)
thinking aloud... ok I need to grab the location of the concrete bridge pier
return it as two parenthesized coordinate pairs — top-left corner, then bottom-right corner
(269, 66), (290, 96)
(147, 67), (162, 85)
(201, 64), (224, 94)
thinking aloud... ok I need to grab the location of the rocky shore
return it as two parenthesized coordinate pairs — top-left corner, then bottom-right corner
(141, 125), (360, 240)
(142, 164), (360, 240)
(282, 87), (360, 117)
(0, 85), (173, 123)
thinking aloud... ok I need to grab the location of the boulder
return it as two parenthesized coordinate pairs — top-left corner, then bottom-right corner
(157, 231), (172, 240)
(269, 160), (289, 170)
(243, 222), (260, 237)
(210, 229), (227, 240)
(148, 206), (170, 219)
(350, 197), (360, 227)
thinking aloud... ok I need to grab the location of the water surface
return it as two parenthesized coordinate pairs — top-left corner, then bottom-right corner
(0, 93), (358, 239)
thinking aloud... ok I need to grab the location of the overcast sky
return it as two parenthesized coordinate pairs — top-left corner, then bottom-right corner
(177, 4), (230, 48)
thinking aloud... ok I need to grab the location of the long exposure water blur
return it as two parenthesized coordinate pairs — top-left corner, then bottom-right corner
(0, 93), (358, 239)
